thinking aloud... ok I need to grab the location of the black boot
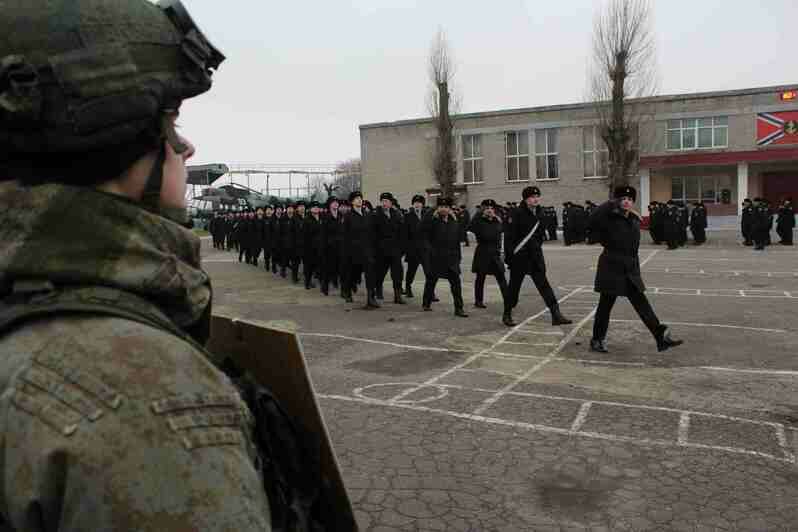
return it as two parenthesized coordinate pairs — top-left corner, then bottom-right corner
(590, 338), (609, 353)
(502, 311), (516, 327)
(474, 301), (487, 309)
(404, 284), (414, 298)
(321, 282), (329, 296)
(376, 286), (384, 300)
(454, 307), (469, 318)
(364, 295), (381, 310)
(655, 325), (683, 352)
(394, 289), (406, 305)
(431, 295), (440, 303)
(550, 305), (573, 326)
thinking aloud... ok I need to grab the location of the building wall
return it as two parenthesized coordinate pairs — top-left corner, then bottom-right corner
(360, 85), (798, 213)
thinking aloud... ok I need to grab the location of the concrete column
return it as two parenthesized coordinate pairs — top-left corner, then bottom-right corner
(639, 168), (651, 217)
(737, 162), (749, 216)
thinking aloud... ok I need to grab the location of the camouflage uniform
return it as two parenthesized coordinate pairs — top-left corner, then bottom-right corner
(0, 183), (272, 531)
(0, 1), (272, 529)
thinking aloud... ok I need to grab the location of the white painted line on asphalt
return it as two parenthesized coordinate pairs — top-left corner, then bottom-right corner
(516, 330), (566, 336)
(456, 368), (520, 378)
(319, 393), (795, 464)
(386, 287), (586, 404)
(500, 341), (558, 346)
(562, 285), (798, 299)
(488, 351), (547, 360)
(697, 367), (798, 377)
(775, 425), (796, 462)
(299, 333), (472, 354)
(564, 358), (646, 367)
(609, 320), (788, 334)
(570, 402), (592, 432)
(677, 412), (690, 445)
(473, 250), (660, 417)
(473, 308), (597, 416)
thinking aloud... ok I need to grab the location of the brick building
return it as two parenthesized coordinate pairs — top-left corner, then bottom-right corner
(359, 84), (798, 219)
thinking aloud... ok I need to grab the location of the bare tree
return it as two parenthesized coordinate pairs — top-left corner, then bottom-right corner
(589, 0), (657, 195)
(427, 27), (459, 200)
(308, 175), (329, 202)
(332, 158), (362, 199)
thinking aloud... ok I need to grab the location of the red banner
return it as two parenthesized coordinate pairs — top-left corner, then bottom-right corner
(757, 111), (798, 146)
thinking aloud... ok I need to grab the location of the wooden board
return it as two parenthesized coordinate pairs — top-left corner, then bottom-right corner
(208, 315), (358, 531)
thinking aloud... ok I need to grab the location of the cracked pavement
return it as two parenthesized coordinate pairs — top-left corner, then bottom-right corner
(203, 231), (798, 531)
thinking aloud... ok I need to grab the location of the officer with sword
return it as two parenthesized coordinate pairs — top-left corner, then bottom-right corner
(504, 187), (573, 327)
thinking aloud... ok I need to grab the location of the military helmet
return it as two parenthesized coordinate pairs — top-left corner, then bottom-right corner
(0, 0), (223, 155)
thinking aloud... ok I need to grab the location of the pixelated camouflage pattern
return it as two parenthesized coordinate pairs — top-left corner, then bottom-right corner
(0, 181), (271, 531)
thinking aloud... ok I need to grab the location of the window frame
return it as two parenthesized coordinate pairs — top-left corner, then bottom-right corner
(671, 175), (724, 204)
(582, 125), (609, 180)
(534, 128), (559, 181)
(666, 117), (729, 151)
(505, 130), (530, 183)
(462, 134), (484, 185)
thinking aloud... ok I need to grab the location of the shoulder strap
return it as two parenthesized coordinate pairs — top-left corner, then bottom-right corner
(0, 282), (203, 353)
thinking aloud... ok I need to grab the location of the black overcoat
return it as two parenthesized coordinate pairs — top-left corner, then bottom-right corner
(587, 200), (645, 296)
(342, 208), (376, 266)
(505, 204), (546, 273)
(304, 215), (324, 263)
(278, 215), (294, 255)
(469, 215), (505, 275)
(422, 213), (461, 276)
(373, 207), (405, 258)
(403, 208), (431, 262)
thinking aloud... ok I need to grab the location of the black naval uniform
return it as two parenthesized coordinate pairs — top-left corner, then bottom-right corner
(752, 202), (771, 250)
(262, 213), (275, 271)
(322, 210), (343, 294)
(588, 197), (679, 352)
(291, 213), (306, 284)
(404, 206), (432, 298)
(278, 213), (294, 277)
(374, 205), (406, 303)
(422, 211), (466, 315)
(342, 206), (379, 308)
(741, 202), (754, 246)
(469, 213), (510, 312)
(304, 213), (324, 289)
(505, 203), (567, 323)
(690, 203), (708, 244)
(664, 203), (680, 250)
(777, 202), (795, 245)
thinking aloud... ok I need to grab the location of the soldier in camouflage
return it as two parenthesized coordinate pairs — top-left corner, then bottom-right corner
(0, 1), (272, 530)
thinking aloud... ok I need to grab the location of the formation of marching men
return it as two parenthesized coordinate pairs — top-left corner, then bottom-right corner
(209, 185), (683, 351)
(209, 188), (576, 328)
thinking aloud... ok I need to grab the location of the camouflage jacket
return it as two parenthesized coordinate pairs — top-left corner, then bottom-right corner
(0, 182), (271, 531)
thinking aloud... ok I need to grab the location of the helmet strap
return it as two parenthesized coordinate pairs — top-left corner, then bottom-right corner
(141, 143), (167, 211)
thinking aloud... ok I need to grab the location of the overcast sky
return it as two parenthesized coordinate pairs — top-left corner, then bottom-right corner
(180, 0), (797, 180)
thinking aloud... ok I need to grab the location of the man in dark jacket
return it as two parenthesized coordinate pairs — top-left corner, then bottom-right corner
(422, 197), (467, 317)
(304, 201), (324, 290)
(587, 186), (683, 353)
(291, 201), (307, 285)
(504, 187), (572, 327)
(404, 194), (433, 300)
(271, 204), (284, 274)
(741, 198), (754, 246)
(374, 192), (406, 304)
(278, 203), (295, 278)
(261, 204), (274, 271)
(777, 198), (794, 245)
(690, 202), (708, 244)
(469, 199), (511, 323)
(752, 198), (771, 250)
(321, 197), (343, 295)
(664, 201), (680, 250)
(342, 191), (380, 309)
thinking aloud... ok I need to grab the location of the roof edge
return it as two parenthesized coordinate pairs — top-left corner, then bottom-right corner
(359, 83), (798, 130)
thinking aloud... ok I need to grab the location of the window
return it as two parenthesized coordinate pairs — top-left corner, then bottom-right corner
(505, 131), (530, 182)
(671, 175), (731, 203)
(583, 126), (609, 178)
(462, 134), (483, 184)
(535, 129), (559, 180)
(667, 117), (728, 150)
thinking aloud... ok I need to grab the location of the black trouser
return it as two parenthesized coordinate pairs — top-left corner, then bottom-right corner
(423, 269), (464, 310)
(778, 226), (794, 244)
(507, 268), (557, 310)
(547, 227), (557, 241)
(322, 249), (341, 291)
(343, 260), (376, 299)
(691, 227), (706, 244)
(377, 253), (404, 293)
(592, 285), (660, 341)
(239, 243), (247, 262)
(304, 258), (319, 288)
(261, 247), (271, 269)
(474, 272), (510, 311)
(290, 256), (303, 282)
(405, 255), (430, 287)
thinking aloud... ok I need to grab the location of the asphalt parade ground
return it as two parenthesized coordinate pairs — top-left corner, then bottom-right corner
(202, 232), (798, 532)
